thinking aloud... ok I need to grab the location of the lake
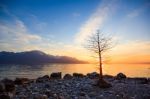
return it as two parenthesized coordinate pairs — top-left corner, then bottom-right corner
(0, 63), (150, 80)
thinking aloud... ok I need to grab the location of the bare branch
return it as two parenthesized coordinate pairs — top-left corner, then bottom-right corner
(84, 30), (114, 80)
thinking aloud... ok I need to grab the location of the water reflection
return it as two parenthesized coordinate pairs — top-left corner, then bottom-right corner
(0, 64), (149, 79)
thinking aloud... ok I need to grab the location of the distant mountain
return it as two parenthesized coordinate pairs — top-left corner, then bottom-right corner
(0, 50), (87, 64)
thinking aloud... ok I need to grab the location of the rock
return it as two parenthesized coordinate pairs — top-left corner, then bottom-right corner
(80, 91), (86, 96)
(1, 78), (15, 92)
(116, 73), (126, 80)
(50, 72), (62, 79)
(58, 95), (65, 99)
(1, 78), (14, 84)
(44, 83), (50, 88)
(103, 74), (114, 78)
(135, 78), (149, 84)
(73, 73), (84, 78)
(98, 79), (112, 88)
(0, 94), (10, 99)
(36, 77), (44, 83)
(89, 92), (96, 97)
(53, 93), (58, 98)
(65, 83), (70, 87)
(31, 93), (48, 99)
(143, 94), (150, 99)
(36, 75), (50, 83)
(61, 85), (65, 89)
(14, 78), (30, 85)
(8, 92), (15, 98)
(43, 75), (50, 79)
(96, 94), (104, 99)
(0, 82), (5, 92)
(148, 78), (150, 83)
(63, 74), (72, 79)
(44, 89), (53, 97)
(81, 84), (92, 91)
(17, 94), (27, 99)
(87, 72), (99, 79)
(42, 94), (48, 99)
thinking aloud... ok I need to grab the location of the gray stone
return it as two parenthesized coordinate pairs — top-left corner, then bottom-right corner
(50, 72), (62, 79)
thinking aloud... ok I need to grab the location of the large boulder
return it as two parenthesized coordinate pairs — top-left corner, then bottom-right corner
(87, 72), (99, 79)
(73, 73), (84, 78)
(63, 74), (73, 79)
(14, 78), (30, 85)
(1, 78), (15, 92)
(116, 73), (126, 80)
(0, 82), (5, 93)
(50, 72), (62, 79)
(36, 75), (50, 83)
(148, 78), (150, 83)
(0, 94), (10, 99)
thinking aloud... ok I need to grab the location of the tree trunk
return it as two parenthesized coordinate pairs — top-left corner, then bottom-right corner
(99, 52), (103, 80)
(97, 33), (103, 81)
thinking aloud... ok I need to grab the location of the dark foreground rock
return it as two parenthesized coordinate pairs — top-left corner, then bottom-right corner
(116, 72), (127, 80)
(14, 78), (30, 85)
(50, 72), (62, 79)
(1, 78), (15, 92)
(73, 73), (84, 78)
(98, 79), (112, 88)
(87, 72), (99, 79)
(0, 72), (150, 99)
(63, 74), (73, 79)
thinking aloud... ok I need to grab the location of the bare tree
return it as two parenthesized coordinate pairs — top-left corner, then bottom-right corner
(86, 30), (113, 88)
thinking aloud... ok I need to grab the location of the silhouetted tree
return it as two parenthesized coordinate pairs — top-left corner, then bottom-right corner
(86, 30), (113, 88)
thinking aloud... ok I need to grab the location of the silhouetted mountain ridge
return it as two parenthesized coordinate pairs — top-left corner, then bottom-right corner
(0, 50), (87, 64)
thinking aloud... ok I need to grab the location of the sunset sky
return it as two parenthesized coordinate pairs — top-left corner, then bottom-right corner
(0, 0), (150, 64)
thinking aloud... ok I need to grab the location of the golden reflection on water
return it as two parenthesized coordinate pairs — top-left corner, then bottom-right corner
(0, 64), (149, 79)
(42, 64), (150, 78)
(103, 64), (150, 77)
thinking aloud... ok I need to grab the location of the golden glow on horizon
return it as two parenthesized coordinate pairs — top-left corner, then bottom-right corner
(68, 41), (149, 64)
(41, 64), (150, 78)
(26, 40), (150, 64)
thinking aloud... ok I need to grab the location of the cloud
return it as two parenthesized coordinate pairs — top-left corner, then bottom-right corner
(0, 6), (45, 51)
(0, 19), (41, 42)
(0, 19), (42, 51)
(108, 40), (150, 63)
(0, 16), (80, 58)
(74, 0), (117, 44)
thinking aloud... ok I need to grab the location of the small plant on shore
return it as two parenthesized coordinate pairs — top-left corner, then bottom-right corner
(85, 30), (113, 88)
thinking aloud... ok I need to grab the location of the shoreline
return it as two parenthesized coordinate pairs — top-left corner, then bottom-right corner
(0, 72), (150, 99)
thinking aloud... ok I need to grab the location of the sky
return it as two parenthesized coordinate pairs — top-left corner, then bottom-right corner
(0, 0), (150, 63)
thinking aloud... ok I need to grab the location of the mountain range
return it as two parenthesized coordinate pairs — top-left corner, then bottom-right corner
(0, 50), (87, 64)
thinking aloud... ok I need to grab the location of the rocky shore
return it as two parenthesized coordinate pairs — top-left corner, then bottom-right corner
(0, 72), (150, 99)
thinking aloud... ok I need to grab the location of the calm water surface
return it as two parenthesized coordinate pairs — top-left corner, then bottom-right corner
(0, 64), (149, 79)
